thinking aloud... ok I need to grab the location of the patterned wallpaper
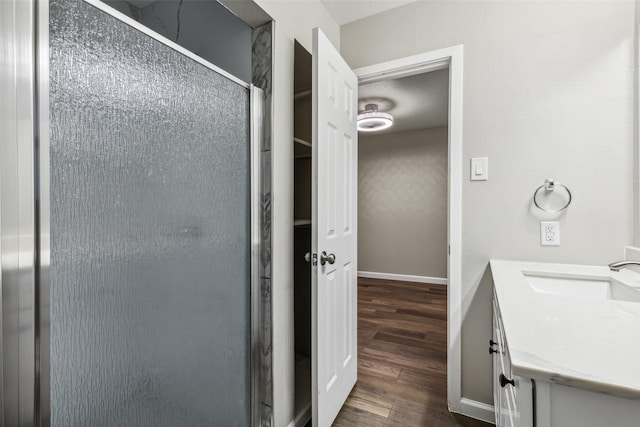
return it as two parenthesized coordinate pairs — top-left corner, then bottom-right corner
(359, 127), (448, 278)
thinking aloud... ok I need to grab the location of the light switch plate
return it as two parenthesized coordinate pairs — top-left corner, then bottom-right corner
(471, 157), (488, 181)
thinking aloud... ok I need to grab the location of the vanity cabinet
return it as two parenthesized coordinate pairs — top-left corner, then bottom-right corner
(492, 289), (640, 427)
(492, 298), (533, 427)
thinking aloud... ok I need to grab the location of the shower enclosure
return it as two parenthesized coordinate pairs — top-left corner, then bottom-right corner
(0, 0), (270, 425)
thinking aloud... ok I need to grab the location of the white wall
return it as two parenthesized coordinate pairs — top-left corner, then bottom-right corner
(342, 1), (635, 405)
(635, 0), (640, 247)
(359, 127), (448, 278)
(252, 1), (340, 425)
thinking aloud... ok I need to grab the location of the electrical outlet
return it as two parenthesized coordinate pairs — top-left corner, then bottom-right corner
(540, 222), (560, 246)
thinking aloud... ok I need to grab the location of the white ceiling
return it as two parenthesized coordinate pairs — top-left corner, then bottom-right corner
(125, 1), (416, 25)
(358, 69), (449, 136)
(127, 1), (415, 26)
(321, 0), (418, 25)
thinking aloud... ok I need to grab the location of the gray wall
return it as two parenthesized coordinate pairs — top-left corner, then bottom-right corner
(104, 0), (252, 82)
(343, 1), (635, 405)
(359, 127), (448, 278)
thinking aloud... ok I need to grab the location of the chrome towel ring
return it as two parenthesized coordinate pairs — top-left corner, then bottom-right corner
(533, 179), (572, 213)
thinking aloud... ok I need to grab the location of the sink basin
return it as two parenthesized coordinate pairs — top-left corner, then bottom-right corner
(523, 272), (640, 303)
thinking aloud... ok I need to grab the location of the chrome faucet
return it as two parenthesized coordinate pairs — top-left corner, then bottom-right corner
(608, 260), (640, 272)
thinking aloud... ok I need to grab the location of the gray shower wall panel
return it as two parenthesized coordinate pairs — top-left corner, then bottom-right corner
(103, 0), (253, 82)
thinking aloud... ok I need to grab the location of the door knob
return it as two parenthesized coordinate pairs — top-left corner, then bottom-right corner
(304, 252), (317, 266)
(320, 251), (336, 266)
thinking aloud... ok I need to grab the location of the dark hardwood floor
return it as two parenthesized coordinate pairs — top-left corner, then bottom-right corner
(331, 277), (491, 427)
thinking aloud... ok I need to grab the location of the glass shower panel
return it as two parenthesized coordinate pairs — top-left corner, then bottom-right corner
(49, 0), (250, 425)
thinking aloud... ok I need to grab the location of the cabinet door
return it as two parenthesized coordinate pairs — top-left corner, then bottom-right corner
(513, 376), (534, 427)
(492, 301), (501, 425)
(494, 299), (517, 427)
(502, 386), (517, 427)
(493, 298), (534, 427)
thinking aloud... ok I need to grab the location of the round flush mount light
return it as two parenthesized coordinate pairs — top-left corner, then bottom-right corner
(357, 103), (393, 132)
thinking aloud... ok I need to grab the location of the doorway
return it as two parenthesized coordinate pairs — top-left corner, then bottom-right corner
(332, 65), (463, 425)
(331, 48), (490, 425)
(353, 48), (465, 421)
(357, 70), (450, 286)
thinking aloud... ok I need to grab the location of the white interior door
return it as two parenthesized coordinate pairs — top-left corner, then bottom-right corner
(311, 28), (358, 427)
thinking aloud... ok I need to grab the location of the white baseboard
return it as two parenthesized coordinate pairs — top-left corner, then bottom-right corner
(459, 398), (495, 425)
(357, 271), (448, 285)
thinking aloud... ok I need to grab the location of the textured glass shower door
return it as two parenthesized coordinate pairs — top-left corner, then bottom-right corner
(49, 0), (251, 425)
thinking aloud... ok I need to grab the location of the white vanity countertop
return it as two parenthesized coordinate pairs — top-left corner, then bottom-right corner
(490, 259), (640, 399)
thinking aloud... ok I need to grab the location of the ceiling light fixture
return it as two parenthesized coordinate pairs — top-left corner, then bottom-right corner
(357, 103), (393, 132)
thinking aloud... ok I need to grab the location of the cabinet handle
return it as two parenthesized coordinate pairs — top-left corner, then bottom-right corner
(489, 339), (498, 354)
(499, 373), (515, 388)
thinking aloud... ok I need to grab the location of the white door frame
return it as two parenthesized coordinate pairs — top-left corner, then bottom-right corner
(353, 44), (464, 414)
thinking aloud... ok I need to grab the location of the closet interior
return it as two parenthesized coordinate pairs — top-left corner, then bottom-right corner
(293, 40), (312, 427)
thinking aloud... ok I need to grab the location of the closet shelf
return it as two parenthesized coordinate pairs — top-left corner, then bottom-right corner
(294, 219), (311, 226)
(293, 137), (311, 147)
(294, 89), (312, 100)
(294, 138), (312, 159)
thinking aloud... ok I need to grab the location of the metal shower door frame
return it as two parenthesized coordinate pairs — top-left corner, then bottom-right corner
(0, 0), (264, 424)
(0, 0), (40, 424)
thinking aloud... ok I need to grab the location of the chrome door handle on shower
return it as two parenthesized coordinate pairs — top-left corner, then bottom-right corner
(320, 251), (335, 266)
